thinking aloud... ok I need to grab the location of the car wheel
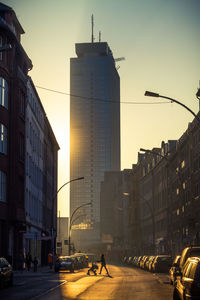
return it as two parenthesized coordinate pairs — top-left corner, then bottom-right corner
(173, 288), (180, 300)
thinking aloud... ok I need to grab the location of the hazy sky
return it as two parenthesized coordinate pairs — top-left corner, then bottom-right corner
(3, 0), (200, 216)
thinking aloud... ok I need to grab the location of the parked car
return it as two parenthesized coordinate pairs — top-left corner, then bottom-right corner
(152, 255), (172, 273)
(140, 256), (149, 269)
(136, 256), (143, 267)
(132, 256), (138, 266)
(179, 246), (200, 272)
(169, 255), (181, 285)
(149, 256), (156, 272)
(173, 257), (200, 300)
(144, 256), (151, 270)
(146, 256), (155, 271)
(55, 256), (77, 272)
(127, 256), (133, 265)
(122, 256), (128, 264)
(73, 253), (89, 268)
(0, 257), (13, 289)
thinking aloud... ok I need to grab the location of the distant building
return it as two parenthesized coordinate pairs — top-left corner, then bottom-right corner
(100, 169), (133, 259)
(56, 217), (69, 256)
(70, 42), (120, 251)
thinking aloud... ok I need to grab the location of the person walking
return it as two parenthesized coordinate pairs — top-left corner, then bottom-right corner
(18, 252), (25, 272)
(48, 252), (53, 269)
(99, 254), (109, 276)
(33, 257), (38, 272)
(26, 252), (32, 271)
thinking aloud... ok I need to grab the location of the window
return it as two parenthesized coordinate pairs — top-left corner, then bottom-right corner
(0, 170), (6, 202)
(0, 124), (7, 154)
(0, 77), (8, 109)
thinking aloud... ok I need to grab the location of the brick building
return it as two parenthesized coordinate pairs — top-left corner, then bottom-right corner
(0, 3), (32, 266)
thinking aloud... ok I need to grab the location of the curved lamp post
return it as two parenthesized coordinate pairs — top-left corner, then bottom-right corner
(51, 176), (84, 254)
(68, 202), (92, 255)
(144, 91), (200, 125)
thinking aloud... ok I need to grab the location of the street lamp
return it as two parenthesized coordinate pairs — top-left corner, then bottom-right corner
(51, 176), (84, 254)
(144, 91), (200, 125)
(68, 202), (92, 255)
(56, 177), (84, 195)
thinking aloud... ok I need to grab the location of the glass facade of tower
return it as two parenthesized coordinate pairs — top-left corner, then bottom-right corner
(70, 42), (120, 250)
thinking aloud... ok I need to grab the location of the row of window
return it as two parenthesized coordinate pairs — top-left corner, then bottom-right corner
(27, 88), (44, 127)
(25, 189), (42, 223)
(28, 120), (42, 157)
(26, 153), (43, 190)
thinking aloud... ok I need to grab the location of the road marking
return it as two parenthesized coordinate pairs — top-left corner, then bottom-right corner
(29, 280), (67, 300)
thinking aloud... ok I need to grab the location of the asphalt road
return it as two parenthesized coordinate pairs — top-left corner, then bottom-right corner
(0, 264), (174, 300)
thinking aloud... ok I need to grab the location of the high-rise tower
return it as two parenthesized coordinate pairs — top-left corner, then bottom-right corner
(70, 42), (120, 251)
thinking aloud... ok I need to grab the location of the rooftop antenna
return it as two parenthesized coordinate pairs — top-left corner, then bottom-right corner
(91, 14), (94, 43)
(99, 31), (101, 42)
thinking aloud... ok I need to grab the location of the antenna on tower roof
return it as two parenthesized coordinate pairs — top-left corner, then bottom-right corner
(99, 31), (101, 42)
(91, 14), (94, 43)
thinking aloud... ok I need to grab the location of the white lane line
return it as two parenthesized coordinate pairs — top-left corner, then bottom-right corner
(30, 280), (67, 300)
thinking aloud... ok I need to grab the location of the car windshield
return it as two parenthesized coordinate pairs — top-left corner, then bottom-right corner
(190, 250), (200, 257)
(157, 257), (171, 262)
(60, 258), (72, 263)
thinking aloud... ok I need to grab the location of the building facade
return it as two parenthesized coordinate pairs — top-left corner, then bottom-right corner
(0, 3), (32, 266)
(25, 77), (59, 265)
(70, 42), (120, 251)
(0, 3), (59, 267)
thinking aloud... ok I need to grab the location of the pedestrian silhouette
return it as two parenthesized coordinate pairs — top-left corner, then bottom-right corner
(26, 252), (32, 271)
(87, 262), (98, 276)
(33, 257), (38, 272)
(99, 254), (110, 276)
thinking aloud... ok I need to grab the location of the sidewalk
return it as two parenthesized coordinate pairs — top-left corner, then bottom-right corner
(13, 266), (54, 277)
